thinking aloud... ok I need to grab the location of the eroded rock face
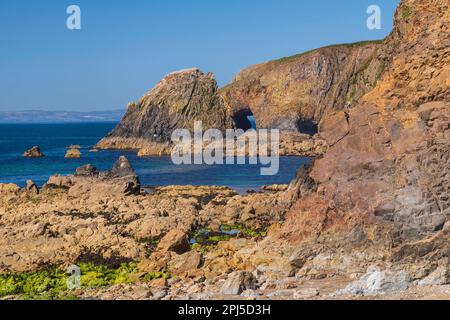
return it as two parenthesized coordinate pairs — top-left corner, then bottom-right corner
(96, 55), (360, 157)
(277, 0), (449, 263)
(281, 164), (317, 205)
(157, 229), (191, 255)
(219, 0), (447, 136)
(96, 68), (232, 155)
(220, 42), (382, 132)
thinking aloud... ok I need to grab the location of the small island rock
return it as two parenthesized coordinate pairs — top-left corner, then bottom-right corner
(65, 148), (81, 159)
(23, 146), (44, 158)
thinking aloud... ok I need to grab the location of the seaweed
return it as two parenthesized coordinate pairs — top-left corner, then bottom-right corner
(0, 262), (169, 300)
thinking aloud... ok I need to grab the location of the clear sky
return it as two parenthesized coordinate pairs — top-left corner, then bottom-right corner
(0, 0), (399, 111)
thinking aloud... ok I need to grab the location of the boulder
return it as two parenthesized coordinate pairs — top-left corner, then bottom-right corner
(339, 267), (410, 296)
(109, 156), (136, 178)
(289, 247), (316, 269)
(167, 251), (202, 276)
(26, 180), (39, 194)
(23, 146), (44, 158)
(75, 164), (98, 177)
(138, 252), (173, 274)
(0, 183), (20, 194)
(148, 277), (168, 288)
(105, 156), (141, 195)
(45, 175), (73, 188)
(293, 288), (320, 299)
(221, 271), (257, 295)
(417, 259), (450, 286)
(157, 229), (190, 254)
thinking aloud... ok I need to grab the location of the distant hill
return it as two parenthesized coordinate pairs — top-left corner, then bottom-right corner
(0, 110), (124, 123)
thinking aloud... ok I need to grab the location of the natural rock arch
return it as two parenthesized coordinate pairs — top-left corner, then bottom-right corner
(231, 108), (255, 131)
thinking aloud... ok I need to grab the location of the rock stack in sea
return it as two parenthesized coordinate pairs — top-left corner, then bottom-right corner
(23, 146), (44, 158)
(96, 68), (232, 156)
(65, 145), (81, 159)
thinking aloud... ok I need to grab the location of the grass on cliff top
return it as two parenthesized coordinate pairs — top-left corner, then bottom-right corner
(271, 40), (384, 65)
(0, 262), (168, 300)
(219, 39), (384, 91)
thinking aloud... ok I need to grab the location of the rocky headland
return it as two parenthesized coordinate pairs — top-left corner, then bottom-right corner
(95, 66), (329, 157)
(0, 0), (449, 300)
(96, 68), (233, 156)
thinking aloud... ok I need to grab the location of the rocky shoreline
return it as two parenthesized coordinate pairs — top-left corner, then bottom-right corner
(0, 157), (290, 299)
(1, 154), (449, 300)
(96, 132), (328, 158)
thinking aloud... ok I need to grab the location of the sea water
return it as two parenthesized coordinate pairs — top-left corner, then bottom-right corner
(0, 123), (310, 192)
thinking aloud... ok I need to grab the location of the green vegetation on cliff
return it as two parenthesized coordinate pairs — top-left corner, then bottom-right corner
(402, 6), (413, 22)
(271, 40), (384, 65)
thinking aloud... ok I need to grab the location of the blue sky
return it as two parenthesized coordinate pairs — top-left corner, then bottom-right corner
(0, 0), (399, 111)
